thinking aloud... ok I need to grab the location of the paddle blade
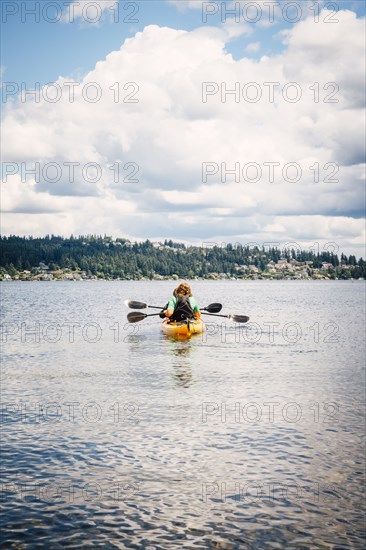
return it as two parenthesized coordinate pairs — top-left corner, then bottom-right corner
(231, 315), (250, 323)
(204, 303), (222, 313)
(127, 312), (147, 323)
(126, 300), (147, 309)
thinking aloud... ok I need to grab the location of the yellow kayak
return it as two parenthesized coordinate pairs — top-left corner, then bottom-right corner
(162, 319), (205, 337)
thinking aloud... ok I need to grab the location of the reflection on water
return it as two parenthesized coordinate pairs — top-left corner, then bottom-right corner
(162, 332), (199, 388)
(168, 343), (194, 388)
(1, 280), (365, 548)
(124, 333), (148, 345)
(171, 364), (193, 388)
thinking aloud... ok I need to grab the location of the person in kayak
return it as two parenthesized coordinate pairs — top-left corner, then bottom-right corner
(162, 282), (201, 323)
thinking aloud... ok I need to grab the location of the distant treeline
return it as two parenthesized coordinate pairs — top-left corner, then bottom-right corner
(0, 235), (365, 279)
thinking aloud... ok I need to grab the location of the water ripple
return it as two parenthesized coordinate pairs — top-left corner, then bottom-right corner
(1, 281), (365, 548)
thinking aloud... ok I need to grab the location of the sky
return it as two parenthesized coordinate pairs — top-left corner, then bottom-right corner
(1, 0), (365, 257)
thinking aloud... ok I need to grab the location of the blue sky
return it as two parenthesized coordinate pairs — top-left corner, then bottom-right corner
(3, 1), (365, 86)
(1, 1), (365, 256)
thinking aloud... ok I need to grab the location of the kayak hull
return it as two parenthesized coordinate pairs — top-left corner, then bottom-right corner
(162, 319), (205, 337)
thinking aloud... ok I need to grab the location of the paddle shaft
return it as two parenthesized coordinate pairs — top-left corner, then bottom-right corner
(201, 312), (249, 323)
(127, 300), (222, 313)
(128, 310), (249, 324)
(201, 312), (232, 319)
(126, 301), (249, 323)
(141, 312), (162, 318)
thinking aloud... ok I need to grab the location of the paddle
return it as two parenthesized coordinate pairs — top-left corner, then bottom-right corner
(125, 300), (222, 313)
(125, 300), (162, 310)
(202, 303), (222, 313)
(127, 311), (249, 324)
(201, 312), (250, 323)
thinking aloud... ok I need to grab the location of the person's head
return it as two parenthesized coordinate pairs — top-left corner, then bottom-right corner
(174, 282), (192, 297)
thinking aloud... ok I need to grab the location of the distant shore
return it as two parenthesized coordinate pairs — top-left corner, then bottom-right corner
(1, 269), (364, 283)
(2, 236), (365, 282)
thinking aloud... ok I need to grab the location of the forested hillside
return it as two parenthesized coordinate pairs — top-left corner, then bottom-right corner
(0, 235), (365, 280)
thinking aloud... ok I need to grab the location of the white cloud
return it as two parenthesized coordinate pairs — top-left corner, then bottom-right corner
(1, 9), (365, 256)
(1, 174), (135, 235)
(245, 41), (260, 52)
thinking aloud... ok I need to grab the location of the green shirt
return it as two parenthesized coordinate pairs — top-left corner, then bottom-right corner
(167, 296), (200, 313)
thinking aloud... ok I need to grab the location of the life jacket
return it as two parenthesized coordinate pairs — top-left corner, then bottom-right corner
(169, 295), (195, 323)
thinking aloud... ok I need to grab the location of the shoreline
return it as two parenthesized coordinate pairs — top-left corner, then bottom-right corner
(1, 276), (364, 282)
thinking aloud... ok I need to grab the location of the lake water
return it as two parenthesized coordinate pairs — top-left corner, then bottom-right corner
(1, 280), (365, 549)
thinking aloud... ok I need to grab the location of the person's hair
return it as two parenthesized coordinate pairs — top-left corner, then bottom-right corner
(173, 282), (192, 297)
